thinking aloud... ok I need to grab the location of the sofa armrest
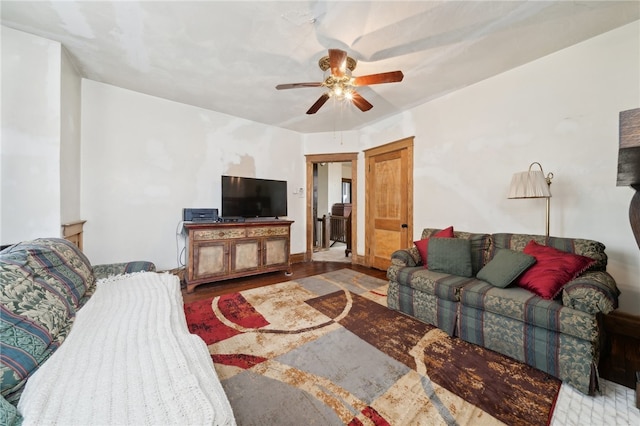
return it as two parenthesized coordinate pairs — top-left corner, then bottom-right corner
(562, 271), (620, 315)
(390, 247), (421, 268)
(93, 261), (156, 280)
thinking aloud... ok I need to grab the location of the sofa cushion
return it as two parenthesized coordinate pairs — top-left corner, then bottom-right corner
(0, 262), (74, 403)
(477, 248), (536, 288)
(427, 238), (473, 277)
(459, 280), (598, 342)
(0, 251), (77, 314)
(546, 236), (607, 271)
(6, 238), (95, 309)
(414, 226), (454, 267)
(392, 266), (476, 302)
(491, 233), (607, 271)
(517, 240), (595, 300)
(491, 233), (547, 253)
(452, 230), (492, 275)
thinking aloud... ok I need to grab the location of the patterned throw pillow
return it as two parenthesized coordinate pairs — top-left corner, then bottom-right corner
(517, 240), (595, 300)
(414, 226), (454, 268)
(477, 248), (536, 288)
(427, 237), (473, 277)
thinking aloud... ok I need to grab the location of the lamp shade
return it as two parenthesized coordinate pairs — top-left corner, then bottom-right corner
(508, 170), (551, 198)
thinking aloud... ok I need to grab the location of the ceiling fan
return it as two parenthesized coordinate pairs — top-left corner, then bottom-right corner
(276, 48), (404, 115)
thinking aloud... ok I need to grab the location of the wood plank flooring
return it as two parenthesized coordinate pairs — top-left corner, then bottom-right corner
(181, 261), (387, 304)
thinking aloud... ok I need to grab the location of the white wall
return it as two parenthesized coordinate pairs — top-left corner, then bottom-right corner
(1, 26), (62, 243)
(60, 47), (82, 224)
(316, 163), (329, 217)
(346, 22), (639, 314)
(80, 80), (305, 270)
(4, 21), (638, 315)
(327, 162), (344, 208)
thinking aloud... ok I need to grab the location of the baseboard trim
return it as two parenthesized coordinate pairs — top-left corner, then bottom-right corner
(290, 252), (307, 264)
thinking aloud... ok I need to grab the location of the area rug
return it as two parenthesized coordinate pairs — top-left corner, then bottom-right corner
(184, 269), (560, 425)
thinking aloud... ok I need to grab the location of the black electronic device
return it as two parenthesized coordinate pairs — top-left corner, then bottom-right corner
(220, 216), (245, 223)
(183, 208), (219, 222)
(221, 175), (287, 219)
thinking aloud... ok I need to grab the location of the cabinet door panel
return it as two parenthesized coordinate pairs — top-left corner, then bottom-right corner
(232, 239), (260, 272)
(264, 236), (288, 267)
(194, 242), (227, 279)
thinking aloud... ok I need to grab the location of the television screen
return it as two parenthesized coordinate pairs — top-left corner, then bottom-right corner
(221, 175), (288, 218)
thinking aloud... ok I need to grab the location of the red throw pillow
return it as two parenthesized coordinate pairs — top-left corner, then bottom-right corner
(414, 226), (454, 268)
(517, 240), (595, 299)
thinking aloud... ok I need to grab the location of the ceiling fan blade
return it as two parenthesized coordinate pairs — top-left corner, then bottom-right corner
(276, 82), (323, 90)
(306, 93), (330, 114)
(353, 71), (404, 86)
(328, 49), (347, 77)
(351, 92), (373, 112)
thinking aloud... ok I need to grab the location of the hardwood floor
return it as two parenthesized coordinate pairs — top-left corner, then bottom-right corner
(179, 260), (638, 391)
(181, 261), (387, 304)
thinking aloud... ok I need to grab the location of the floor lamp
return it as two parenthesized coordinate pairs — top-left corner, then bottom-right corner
(508, 162), (554, 237)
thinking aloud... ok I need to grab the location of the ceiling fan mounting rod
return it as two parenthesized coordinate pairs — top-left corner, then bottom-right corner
(318, 54), (357, 72)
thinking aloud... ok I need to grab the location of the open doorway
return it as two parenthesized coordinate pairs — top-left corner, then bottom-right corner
(305, 153), (358, 264)
(313, 162), (352, 262)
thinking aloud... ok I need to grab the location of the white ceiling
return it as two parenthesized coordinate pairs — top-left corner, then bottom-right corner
(2, 1), (639, 134)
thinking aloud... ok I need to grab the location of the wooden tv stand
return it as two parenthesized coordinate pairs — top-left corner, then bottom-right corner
(183, 220), (293, 293)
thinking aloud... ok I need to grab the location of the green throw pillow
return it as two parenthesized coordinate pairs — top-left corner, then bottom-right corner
(477, 248), (536, 288)
(427, 238), (473, 277)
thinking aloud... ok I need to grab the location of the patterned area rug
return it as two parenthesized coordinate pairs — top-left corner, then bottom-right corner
(184, 269), (560, 425)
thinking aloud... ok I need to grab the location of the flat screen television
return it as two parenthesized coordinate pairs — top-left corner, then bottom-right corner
(221, 175), (287, 219)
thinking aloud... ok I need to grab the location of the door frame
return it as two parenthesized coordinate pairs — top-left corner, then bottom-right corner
(364, 137), (414, 268)
(305, 153), (359, 263)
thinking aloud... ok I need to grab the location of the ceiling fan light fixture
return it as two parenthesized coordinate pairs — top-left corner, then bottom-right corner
(277, 48), (403, 114)
(324, 74), (354, 100)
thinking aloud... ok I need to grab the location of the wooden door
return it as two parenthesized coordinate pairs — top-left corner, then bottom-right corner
(364, 137), (413, 270)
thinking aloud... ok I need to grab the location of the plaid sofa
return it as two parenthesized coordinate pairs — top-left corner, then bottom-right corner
(0, 238), (155, 423)
(387, 228), (620, 395)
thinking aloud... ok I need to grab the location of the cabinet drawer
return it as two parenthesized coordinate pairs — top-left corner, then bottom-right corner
(194, 228), (246, 240)
(247, 226), (289, 238)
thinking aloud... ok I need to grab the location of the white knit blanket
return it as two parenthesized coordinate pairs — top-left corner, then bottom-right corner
(18, 272), (236, 426)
